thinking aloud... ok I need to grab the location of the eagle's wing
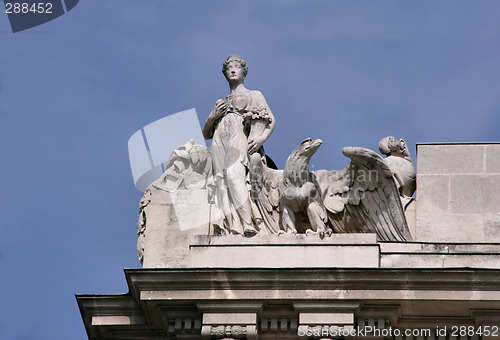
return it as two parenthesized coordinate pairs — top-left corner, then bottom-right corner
(314, 166), (354, 234)
(316, 147), (412, 241)
(249, 155), (283, 234)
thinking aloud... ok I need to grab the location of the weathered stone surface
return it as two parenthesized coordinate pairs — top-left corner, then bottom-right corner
(486, 144), (500, 173)
(448, 174), (500, 214)
(194, 233), (377, 245)
(381, 253), (500, 269)
(203, 313), (256, 325)
(480, 175), (500, 212)
(416, 143), (500, 242)
(299, 313), (354, 324)
(485, 213), (500, 238)
(189, 242), (379, 268)
(448, 175), (483, 213)
(417, 144), (486, 175)
(404, 199), (417, 239)
(416, 212), (485, 242)
(142, 194), (207, 268)
(380, 242), (500, 268)
(92, 315), (145, 326)
(379, 242), (500, 253)
(417, 175), (449, 213)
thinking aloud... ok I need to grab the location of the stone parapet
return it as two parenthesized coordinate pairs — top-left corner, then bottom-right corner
(140, 231), (500, 269)
(190, 234), (379, 268)
(185, 234), (500, 269)
(416, 143), (500, 242)
(380, 241), (500, 269)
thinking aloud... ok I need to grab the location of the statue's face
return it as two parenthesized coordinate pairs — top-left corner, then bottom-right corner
(224, 61), (245, 83)
(398, 139), (410, 156)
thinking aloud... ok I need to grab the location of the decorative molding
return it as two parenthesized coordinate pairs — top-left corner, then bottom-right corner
(260, 317), (297, 333)
(297, 312), (355, 339)
(166, 318), (202, 335)
(76, 269), (500, 339)
(201, 313), (258, 339)
(356, 304), (400, 327)
(201, 325), (257, 339)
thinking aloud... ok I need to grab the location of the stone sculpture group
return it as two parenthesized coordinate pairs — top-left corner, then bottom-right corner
(137, 55), (416, 262)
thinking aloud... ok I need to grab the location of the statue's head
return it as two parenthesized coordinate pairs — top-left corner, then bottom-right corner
(222, 55), (248, 81)
(379, 136), (410, 158)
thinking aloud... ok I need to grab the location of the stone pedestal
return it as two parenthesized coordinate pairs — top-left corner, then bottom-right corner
(190, 234), (379, 268)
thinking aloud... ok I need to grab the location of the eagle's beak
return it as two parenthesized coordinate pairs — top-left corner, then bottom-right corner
(305, 139), (323, 155)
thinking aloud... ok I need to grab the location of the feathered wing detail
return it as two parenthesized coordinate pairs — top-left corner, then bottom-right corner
(316, 147), (412, 241)
(249, 154), (283, 234)
(314, 168), (352, 233)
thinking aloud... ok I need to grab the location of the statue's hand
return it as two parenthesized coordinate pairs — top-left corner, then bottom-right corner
(210, 99), (227, 119)
(248, 136), (264, 155)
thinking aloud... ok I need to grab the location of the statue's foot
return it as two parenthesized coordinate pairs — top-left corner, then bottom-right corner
(243, 226), (258, 237)
(278, 230), (286, 235)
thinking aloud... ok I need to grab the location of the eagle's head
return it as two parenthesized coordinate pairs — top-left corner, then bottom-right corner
(296, 138), (323, 159)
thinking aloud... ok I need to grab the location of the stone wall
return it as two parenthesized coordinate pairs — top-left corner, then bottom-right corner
(416, 143), (500, 242)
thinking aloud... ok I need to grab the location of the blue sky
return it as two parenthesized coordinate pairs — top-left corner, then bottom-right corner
(1, 1), (500, 339)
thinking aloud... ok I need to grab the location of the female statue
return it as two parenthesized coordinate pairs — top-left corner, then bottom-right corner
(202, 55), (275, 236)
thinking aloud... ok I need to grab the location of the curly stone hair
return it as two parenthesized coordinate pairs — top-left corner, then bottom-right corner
(379, 136), (409, 157)
(222, 55), (248, 77)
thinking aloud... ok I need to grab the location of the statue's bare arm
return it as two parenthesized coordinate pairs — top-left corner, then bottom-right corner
(203, 99), (226, 140)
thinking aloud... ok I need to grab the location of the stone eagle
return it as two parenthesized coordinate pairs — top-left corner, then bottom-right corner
(250, 138), (413, 241)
